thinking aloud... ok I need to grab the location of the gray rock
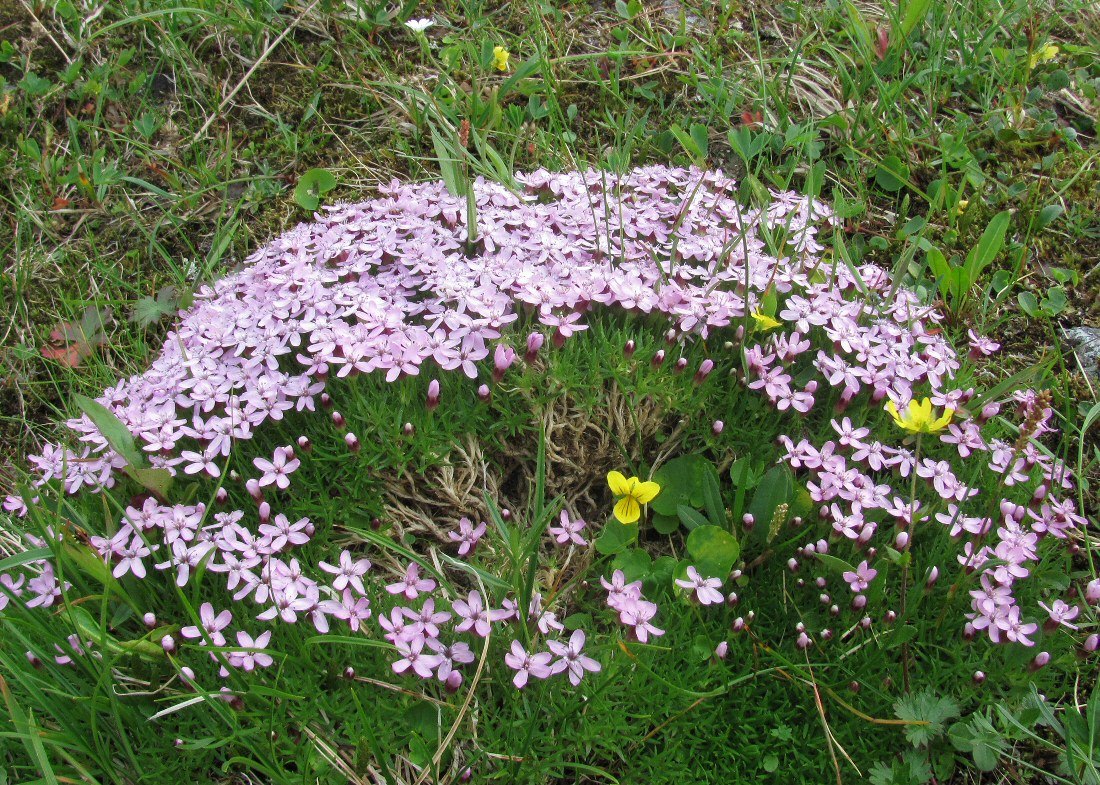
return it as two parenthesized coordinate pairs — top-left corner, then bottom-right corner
(1061, 326), (1100, 379)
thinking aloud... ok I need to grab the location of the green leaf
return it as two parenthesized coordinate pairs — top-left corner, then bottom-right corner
(895, 690), (960, 747)
(875, 155), (910, 192)
(676, 504), (710, 531)
(1040, 286), (1066, 315)
(72, 394), (144, 468)
(964, 210), (1011, 283)
(686, 525), (740, 579)
(652, 512), (680, 534)
(701, 462), (725, 527)
(814, 552), (856, 575)
(293, 168), (337, 210)
(1035, 204), (1063, 231)
(612, 547), (652, 582)
(651, 454), (711, 516)
(595, 520), (638, 555)
(1017, 291), (1039, 317)
(746, 464), (793, 530)
(948, 716), (1006, 772)
(128, 286), (179, 327)
(900, 0), (933, 38)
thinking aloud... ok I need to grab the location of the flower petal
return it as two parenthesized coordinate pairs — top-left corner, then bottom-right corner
(614, 496), (640, 524)
(607, 470), (631, 496)
(633, 480), (661, 504)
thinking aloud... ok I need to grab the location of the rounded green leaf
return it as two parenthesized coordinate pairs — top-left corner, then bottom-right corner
(686, 524), (740, 578)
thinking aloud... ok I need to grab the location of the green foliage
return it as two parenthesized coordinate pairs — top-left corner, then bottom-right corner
(895, 690), (961, 748)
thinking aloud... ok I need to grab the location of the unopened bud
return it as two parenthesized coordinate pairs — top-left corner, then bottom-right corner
(652, 349), (666, 368)
(427, 379), (440, 410)
(477, 384), (491, 402)
(344, 432), (360, 452)
(623, 340), (636, 357)
(143, 612), (157, 628)
(332, 410), (346, 428)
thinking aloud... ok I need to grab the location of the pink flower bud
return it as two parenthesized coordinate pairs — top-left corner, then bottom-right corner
(1084, 579), (1100, 604)
(714, 641), (729, 659)
(819, 594), (830, 605)
(345, 432), (360, 452)
(477, 384), (491, 402)
(344, 667), (356, 679)
(501, 508), (512, 521)
(925, 566), (939, 588)
(298, 435), (312, 453)
(525, 332), (544, 361)
(493, 344), (516, 381)
(852, 594), (867, 610)
(246, 478), (263, 502)
(215, 487), (228, 505)
(1029, 651), (1050, 671)
(884, 610), (897, 624)
(820, 629), (833, 641)
(665, 328), (677, 345)
(796, 632), (812, 649)
(427, 379), (440, 410)
(829, 604), (840, 616)
(1083, 634), (1099, 653)
(623, 340), (636, 357)
(787, 558), (799, 572)
(712, 420), (724, 435)
(860, 616), (872, 630)
(283, 444), (295, 461)
(403, 422), (415, 436)
(445, 670), (464, 692)
(673, 357), (689, 373)
(973, 670), (986, 684)
(742, 513), (755, 530)
(963, 623), (976, 641)
(143, 612), (157, 628)
(849, 681), (861, 693)
(652, 349), (666, 368)
(332, 411), (346, 428)
(726, 592), (739, 606)
(320, 393), (333, 409)
(25, 651), (42, 668)
(694, 359), (715, 384)
(731, 617), (745, 632)
(815, 577), (827, 589)
(1032, 484), (1048, 502)
(895, 531), (909, 550)
(460, 767), (473, 782)
(161, 635), (176, 653)
(978, 402), (1000, 422)
(804, 380), (818, 394)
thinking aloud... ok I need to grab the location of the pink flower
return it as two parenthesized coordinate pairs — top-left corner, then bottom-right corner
(842, 561), (877, 593)
(548, 630), (601, 686)
(253, 447), (300, 490)
(675, 566), (724, 605)
(181, 602), (233, 647)
(318, 550), (371, 594)
(504, 640), (554, 688)
(385, 563), (437, 599)
(393, 637), (442, 679)
(547, 510), (587, 546)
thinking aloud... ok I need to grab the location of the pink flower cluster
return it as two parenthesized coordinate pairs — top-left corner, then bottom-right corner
(1, 165), (1092, 689)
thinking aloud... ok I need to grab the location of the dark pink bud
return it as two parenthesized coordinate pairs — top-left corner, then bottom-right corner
(258, 502), (271, 524)
(427, 379), (441, 410)
(1083, 634), (1099, 653)
(215, 487), (228, 505)
(525, 332), (544, 361)
(742, 513), (755, 530)
(726, 592), (739, 607)
(673, 357), (689, 373)
(714, 641), (729, 660)
(460, 767), (473, 782)
(978, 402), (1000, 422)
(403, 422), (415, 436)
(297, 435), (312, 453)
(246, 478), (263, 502)
(712, 420), (724, 435)
(283, 444), (295, 461)
(143, 612), (157, 628)
(665, 328), (677, 345)
(848, 681), (861, 693)
(651, 349), (666, 368)
(477, 384), (491, 402)
(624, 340), (636, 357)
(852, 594), (867, 610)
(963, 622), (976, 641)
(320, 393), (333, 409)
(860, 616), (872, 629)
(332, 411), (346, 428)
(796, 632), (812, 649)
(445, 670), (464, 693)
(884, 610), (897, 624)
(973, 670), (986, 684)
(731, 617), (745, 632)
(344, 667), (356, 679)
(820, 629), (833, 641)
(345, 432), (360, 453)
(161, 635), (176, 653)
(26, 650), (42, 668)
(787, 558), (799, 572)
(501, 508), (512, 521)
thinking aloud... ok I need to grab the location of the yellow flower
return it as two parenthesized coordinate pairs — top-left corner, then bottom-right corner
(607, 471), (660, 524)
(1028, 44), (1059, 69)
(491, 46), (511, 72)
(751, 311), (782, 331)
(885, 397), (954, 434)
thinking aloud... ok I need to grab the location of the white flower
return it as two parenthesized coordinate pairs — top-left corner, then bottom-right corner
(404, 18), (434, 33)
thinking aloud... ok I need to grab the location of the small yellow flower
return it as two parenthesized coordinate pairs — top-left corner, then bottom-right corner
(607, 471), (660, 525)
(1028, 44), (1059, 69)
(955, 199), (969, 214)
(885, 397), (954, 434)
(491, 46), (511, 72)
(751, 311), (782, 331)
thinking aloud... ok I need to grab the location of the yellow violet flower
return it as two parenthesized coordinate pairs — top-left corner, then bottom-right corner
(607, 471), (660, 525)
(751, 311), (782, 331)
(491, 46), (511, 72)
(885, 397), (954, 434)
